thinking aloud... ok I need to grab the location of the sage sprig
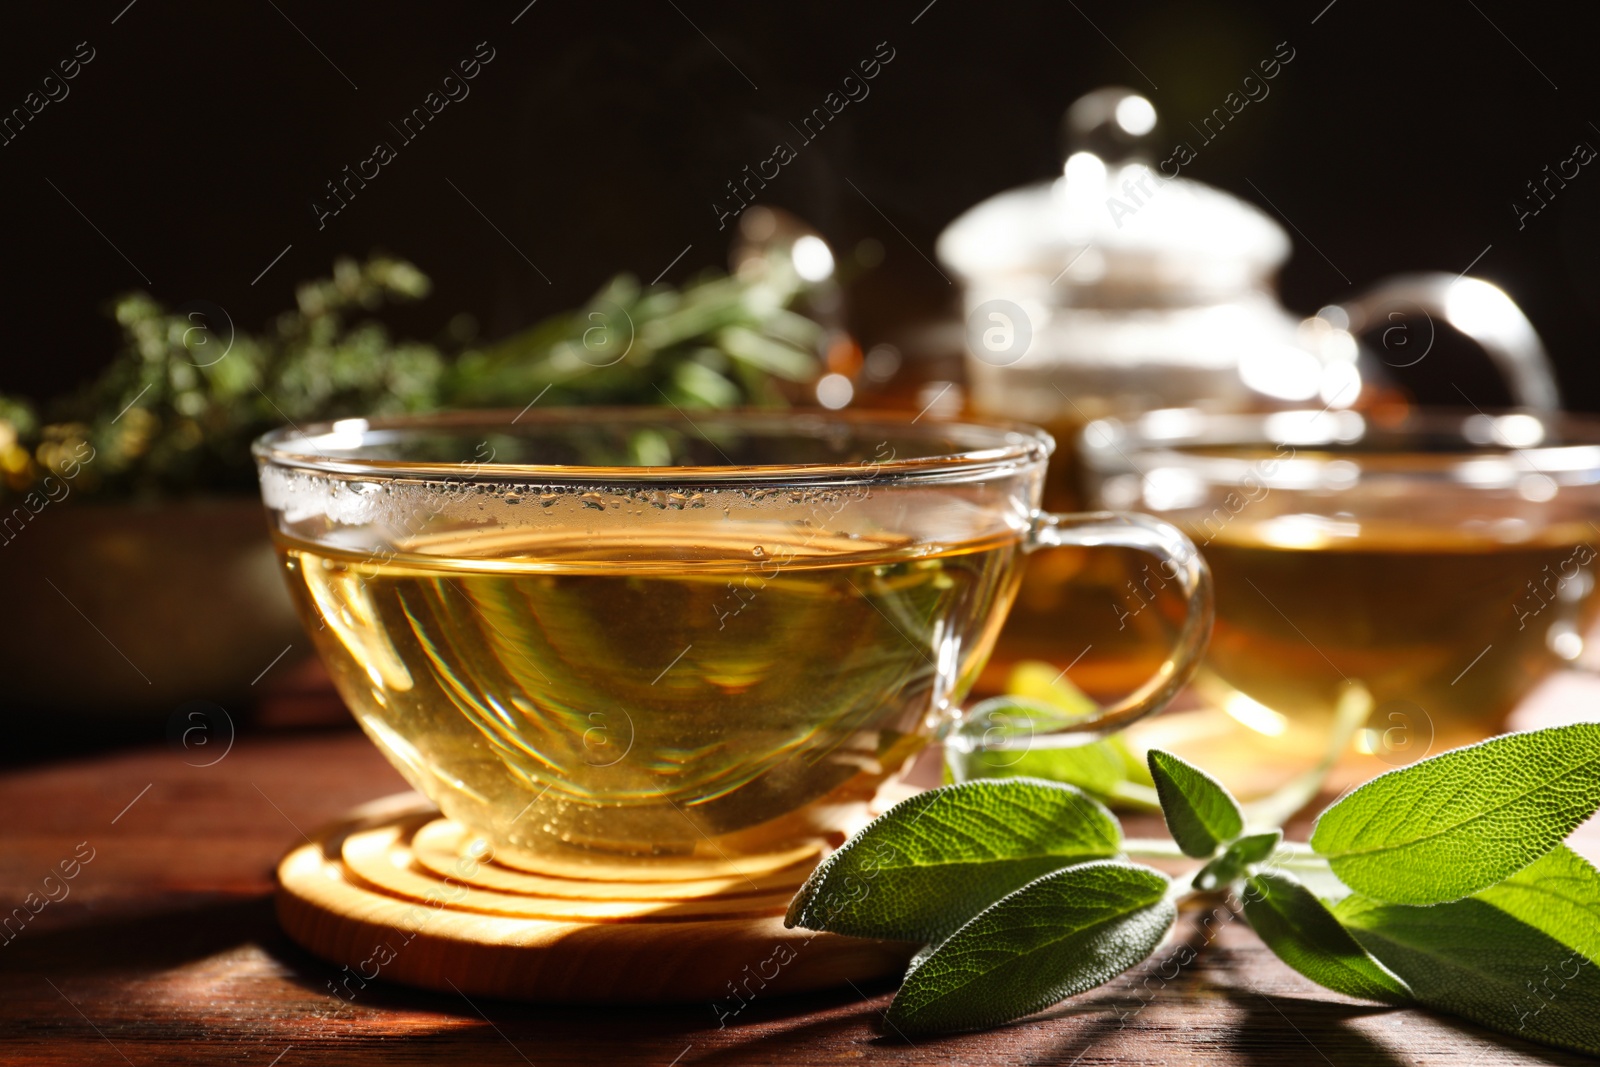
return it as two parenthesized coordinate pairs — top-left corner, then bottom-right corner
(785, 779), (1122, 942)
(786, 725), (1600, 1055)
(1308, 724), (1600, 904)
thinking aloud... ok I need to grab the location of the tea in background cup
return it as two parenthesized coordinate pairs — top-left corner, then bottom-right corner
(255, 409), (1210, 872)
(1083, 407), (1600, 796)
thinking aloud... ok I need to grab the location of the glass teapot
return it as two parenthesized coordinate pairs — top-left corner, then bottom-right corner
(937, 86), (1560, 697)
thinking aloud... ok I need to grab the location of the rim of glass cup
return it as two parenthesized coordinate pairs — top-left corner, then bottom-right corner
(1080, 407), (1600, 491)
(251, 407), (1056, 485)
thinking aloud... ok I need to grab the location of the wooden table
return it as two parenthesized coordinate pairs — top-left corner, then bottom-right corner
(3, 675), (1597, 1066)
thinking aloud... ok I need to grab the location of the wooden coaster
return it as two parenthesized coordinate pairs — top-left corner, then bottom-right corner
(488, 831), (827, 884)
(408, 819), (819, 901)
(275, 791), (915, 1004)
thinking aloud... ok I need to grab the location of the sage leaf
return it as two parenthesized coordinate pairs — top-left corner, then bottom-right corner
(884, 860), (1175, 1035)
(1229, 830), (1283, 865)
(1476, 844), (1600, 963)
(1194, 830), (1282, 891)
(1242, 871), (1410, 1004)
(1310, 724), (1600, 904)
(957, 734), (1132, 794)
(1335, 894), (1600, 1057)
(785, 779), (1121, 942)
(947, 666), (1158, 806)
(1005, 661), (1103, 719)
(1149, 748), (1244, 858)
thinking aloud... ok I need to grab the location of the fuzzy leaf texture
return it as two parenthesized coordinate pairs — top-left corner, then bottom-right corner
(1475, 844), (1600, 963)
(785, 779), (1121, 942)
(1242, 871), (1410, 1004)
(1148, 748), (1245, 858)
(1310, 724), (1600, 904)
(885, 861), (1175, 1035)
(1336, 894), (1600, 1056)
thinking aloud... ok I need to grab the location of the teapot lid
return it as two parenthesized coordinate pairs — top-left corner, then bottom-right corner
(937, 87), (1291, 300)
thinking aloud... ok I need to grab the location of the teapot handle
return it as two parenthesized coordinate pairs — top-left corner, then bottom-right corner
(1327, 272), (1561, 412)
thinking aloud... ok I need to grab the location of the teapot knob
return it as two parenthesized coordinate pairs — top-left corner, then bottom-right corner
(1060, 87), (1159, 169)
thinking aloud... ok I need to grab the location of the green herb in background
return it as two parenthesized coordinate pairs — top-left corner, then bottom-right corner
(0, 246), (822, 502)
(787, 725), (1600, 1055)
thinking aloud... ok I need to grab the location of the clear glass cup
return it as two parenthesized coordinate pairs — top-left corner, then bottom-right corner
(253, 408), (1210, 871)
(1080, 406), (1600, 797)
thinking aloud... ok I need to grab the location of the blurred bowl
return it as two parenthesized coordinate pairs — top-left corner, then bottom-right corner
(0, 497), (307, 717)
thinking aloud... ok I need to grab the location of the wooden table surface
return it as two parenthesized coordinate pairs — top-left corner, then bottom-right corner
(3, 674), (1598, 1066)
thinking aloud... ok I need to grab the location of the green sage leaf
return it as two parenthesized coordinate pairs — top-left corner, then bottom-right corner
(1242, 871), (1410, 1004)
(785, 778), (1121, 942)
(1148, 748), (1244, 858)
(1230, 830), (1283, 865)
(1335, 893), (1600, 1057)
(1006, 661), (1103, 719)
(947, 664), (1156, 808)
(1310, 724), (1600, 904)
(885, 860), (1175, 1035)
(956, 733), (1133, 794)
(1476, 844), (1600, 963)
(1194, 830), (1282, 891)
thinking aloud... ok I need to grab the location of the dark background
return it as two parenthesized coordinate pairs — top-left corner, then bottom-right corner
(3, 0), (1598, 409)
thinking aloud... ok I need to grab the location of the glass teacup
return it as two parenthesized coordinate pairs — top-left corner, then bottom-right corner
(254, 409), (1210, 871)
(1082, 406), (1600, 796)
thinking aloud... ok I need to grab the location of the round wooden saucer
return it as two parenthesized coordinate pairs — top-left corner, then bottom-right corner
(275, 791), (914, 1003)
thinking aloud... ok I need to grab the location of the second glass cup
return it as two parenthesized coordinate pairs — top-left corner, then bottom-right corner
(1081, 407), (1600, 796)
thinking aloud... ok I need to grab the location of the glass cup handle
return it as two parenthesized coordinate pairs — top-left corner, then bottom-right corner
(947, 511), (1213, 778)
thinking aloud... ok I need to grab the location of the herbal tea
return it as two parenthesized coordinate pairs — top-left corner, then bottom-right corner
(978, 415), (1179, 698)
(1186, 516), (1600, 760)
(278, 523), (1022, 863)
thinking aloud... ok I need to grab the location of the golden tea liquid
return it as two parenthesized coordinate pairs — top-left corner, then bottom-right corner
(277, 523), (1022, 863)
(978, 415), (1182, 698)
(1131, 515), (1600, 793)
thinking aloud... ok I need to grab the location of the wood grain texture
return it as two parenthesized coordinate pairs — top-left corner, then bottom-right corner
(276, 795), (913, 1002)
(0, 675), (1597, 1065)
